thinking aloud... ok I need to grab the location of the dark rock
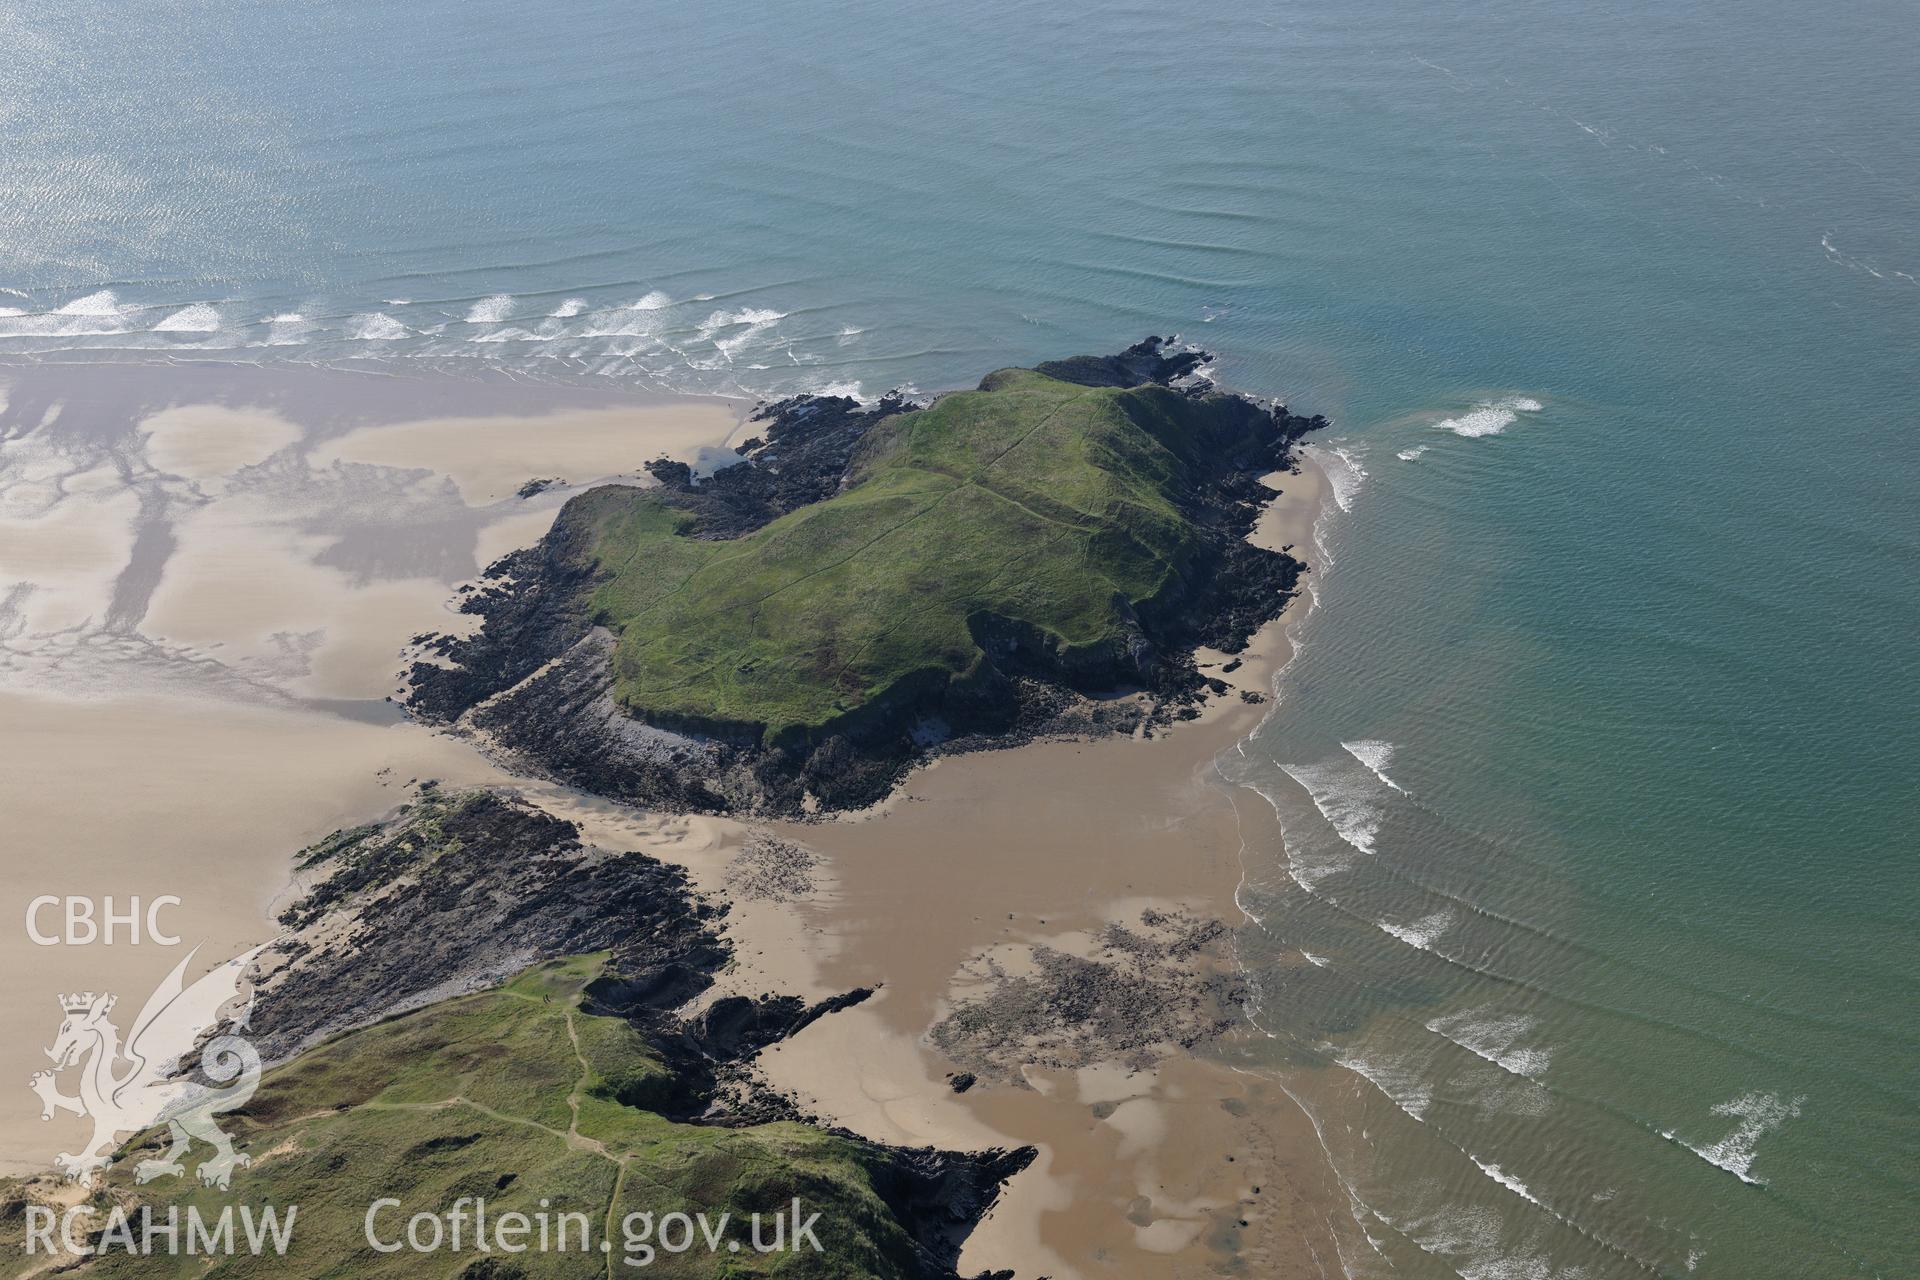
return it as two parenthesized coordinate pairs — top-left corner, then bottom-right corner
(402, 341), (1322, 818)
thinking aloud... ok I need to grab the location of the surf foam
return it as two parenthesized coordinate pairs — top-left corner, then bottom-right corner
(1342, 739), (1407, 793)
(1433, 396), (1543, 438)
(1469, 1156), (1548, 1209)
(465, 294), (514, 323)
(1281, 759), (1386, 854)
(1333, 1051), (1432, 1121)
(1427, 1006), (1554, 1080)
(1661, 1091), (1804, 1185)
(1321, 445), (1368, 511)
(346, 313), (409, 340)
(0, 290), (134, 337)
(1381, 909), (1455, 954)
(153, 303), (221, 332)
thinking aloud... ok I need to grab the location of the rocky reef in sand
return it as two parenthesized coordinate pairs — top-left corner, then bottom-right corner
(0, 788), (1030, 1278)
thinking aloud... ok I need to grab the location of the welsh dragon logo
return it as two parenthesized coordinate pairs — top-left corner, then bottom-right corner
(28, 946), (265, 1189)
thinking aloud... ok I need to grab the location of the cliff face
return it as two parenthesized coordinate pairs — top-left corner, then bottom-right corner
(139, 788), (1034, 1280)
(406, 340), (1321, 814)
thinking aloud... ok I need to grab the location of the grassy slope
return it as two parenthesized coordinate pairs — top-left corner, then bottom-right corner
(578, 368), (1260, 741)
(24, 959), (943, 1278)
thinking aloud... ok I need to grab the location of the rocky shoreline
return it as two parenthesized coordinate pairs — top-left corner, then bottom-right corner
(403, 339), (1322, 817)
(214, 786), (1033, 1278)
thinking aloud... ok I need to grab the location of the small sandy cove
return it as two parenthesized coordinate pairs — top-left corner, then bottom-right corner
(543, 456), (1347, 1277)
(0, 362), (1342, 1276)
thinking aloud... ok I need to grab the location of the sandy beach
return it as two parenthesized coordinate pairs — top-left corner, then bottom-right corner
(718, 457), (1346, 1278)
(0, 363), (745, 1175)
(1, 360), (1342, 1275)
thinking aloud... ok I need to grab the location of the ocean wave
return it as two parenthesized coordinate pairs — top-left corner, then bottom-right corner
(1660, 1091), (1804, 1186)
(153, 303), (221, 332)
(0, 290), (134, 337)
(1433, 395), (1543, 438)
(465, 294), (514, 323)
(469, 329), (535, 343)
(1281, 759), (1385, 854)
(1341, 739), (1407, 793)
(1333, 1050), (1432, 1121)
(1300, 949), (1331, 968)
(1320, 445), (1368, 511)
(346, 312), (409, 340)
(578, 291), (679, 337)
(1380, 908), (1454, 953)
(260, 313), (310, 346)
(1468, 1156), (1547, 1209)
(1427, 1006), (1554, 1080)
(699, 306), (788, 360)
(1397, 444), (1430, 461)
(1390, 1203), (1561, 1280)
(550, 298), (587, 318)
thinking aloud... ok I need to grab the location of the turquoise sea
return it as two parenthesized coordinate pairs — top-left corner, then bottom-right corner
(3, 1), (1913, 1274)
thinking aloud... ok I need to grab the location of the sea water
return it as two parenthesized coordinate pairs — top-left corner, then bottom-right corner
(3, 0), (1913, 1274)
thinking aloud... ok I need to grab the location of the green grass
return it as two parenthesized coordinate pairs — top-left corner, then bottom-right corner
(0, 958), (948, 1278)
(578, 368), (1265, 742)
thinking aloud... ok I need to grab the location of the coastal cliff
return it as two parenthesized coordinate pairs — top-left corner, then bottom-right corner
(0, 789), (1031, 1278)
(406, 340), (1321, 814)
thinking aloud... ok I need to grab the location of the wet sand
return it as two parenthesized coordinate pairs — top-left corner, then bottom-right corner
(0, 361), (1344, 1276)
(735, 460), (1349, 1278)
(0, 363), (745, 1174)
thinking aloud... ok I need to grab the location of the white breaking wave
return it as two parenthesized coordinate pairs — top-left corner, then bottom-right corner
(1281, 759), (1385, 855)
(1433, 395), (1544, 438)
(465, 294), (514, 323)
(1342, 739), (1407, 793)
(153, 303), (221, 332)
(1469, 1156), (1547, 1209)
(58, 289), (122, 317)
(260, 313), (309, 346)
(1397, 444), (1430, 461)
(699, 307), (788, 360)
(550, 298), (587, 318)
(579, 291), (678, 338)
(1333, 1051), (1432, 1121)
(1300, 949), (1331, 968)
(1380, 908), (1454, 953)
(0, 289), (133, 337)
(1427, 1006), (1554, 1080)
(1661, 1091), (1804, 1185)
(1321, 445), (1368, 511)
(346, 312), (409, 340)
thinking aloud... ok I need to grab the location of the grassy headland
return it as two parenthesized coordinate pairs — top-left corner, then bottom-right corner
(407, 340), (1319, 812)
(3, 958), (1013, 1278)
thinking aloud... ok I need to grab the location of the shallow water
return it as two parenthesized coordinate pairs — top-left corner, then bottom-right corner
(3, 0), (1915, 1273)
